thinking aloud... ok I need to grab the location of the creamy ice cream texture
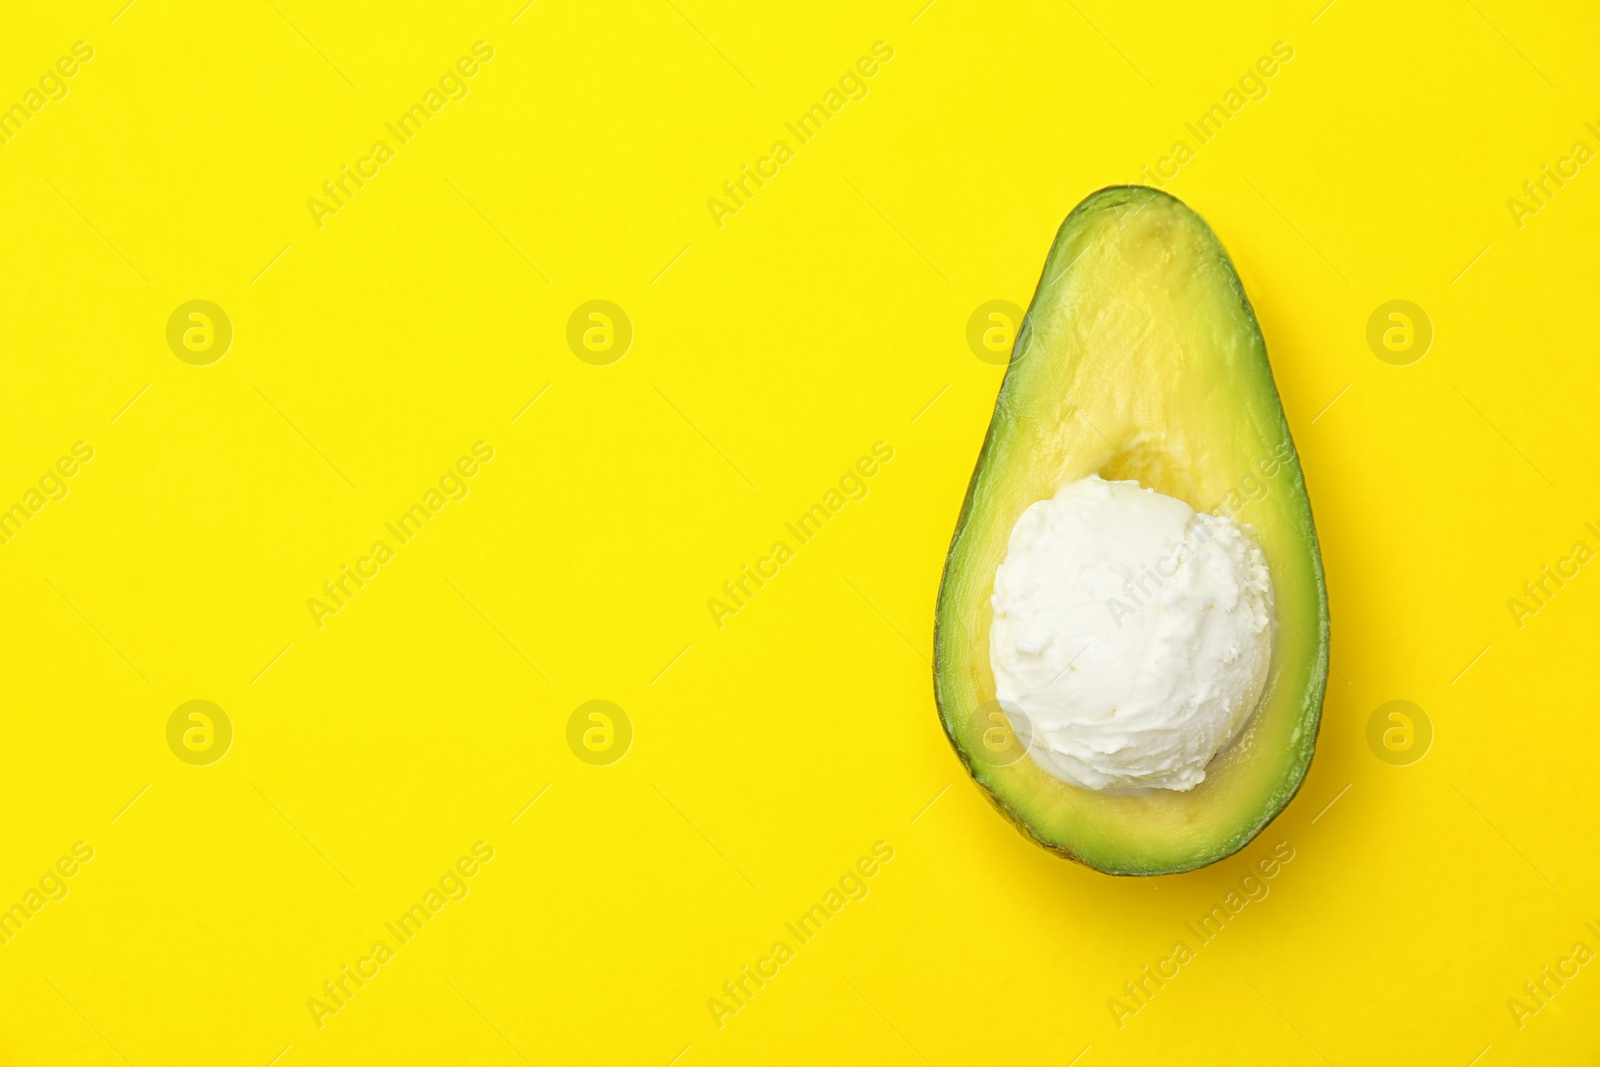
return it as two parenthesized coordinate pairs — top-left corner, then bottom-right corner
(989, 474), (1274, 792)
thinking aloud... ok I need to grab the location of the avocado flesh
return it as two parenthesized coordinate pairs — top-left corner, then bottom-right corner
(934, 186), (1328, 876)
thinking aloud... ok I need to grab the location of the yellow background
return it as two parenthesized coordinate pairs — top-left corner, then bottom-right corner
(1, 0), (1596, 1063)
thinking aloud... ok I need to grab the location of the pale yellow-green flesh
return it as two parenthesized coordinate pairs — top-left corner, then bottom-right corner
(934, 187), (1327, 875)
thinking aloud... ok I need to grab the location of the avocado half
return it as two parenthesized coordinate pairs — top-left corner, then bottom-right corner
(934, 186), (1328, 876)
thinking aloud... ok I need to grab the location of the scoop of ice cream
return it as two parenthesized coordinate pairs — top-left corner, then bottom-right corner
(989, 474), (1274, 791)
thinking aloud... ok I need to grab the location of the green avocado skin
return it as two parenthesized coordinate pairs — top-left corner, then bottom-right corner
(933, 185), (1329, 877)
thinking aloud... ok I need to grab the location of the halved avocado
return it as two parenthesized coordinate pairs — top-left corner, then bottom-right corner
(934, 186), (1328, 876)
